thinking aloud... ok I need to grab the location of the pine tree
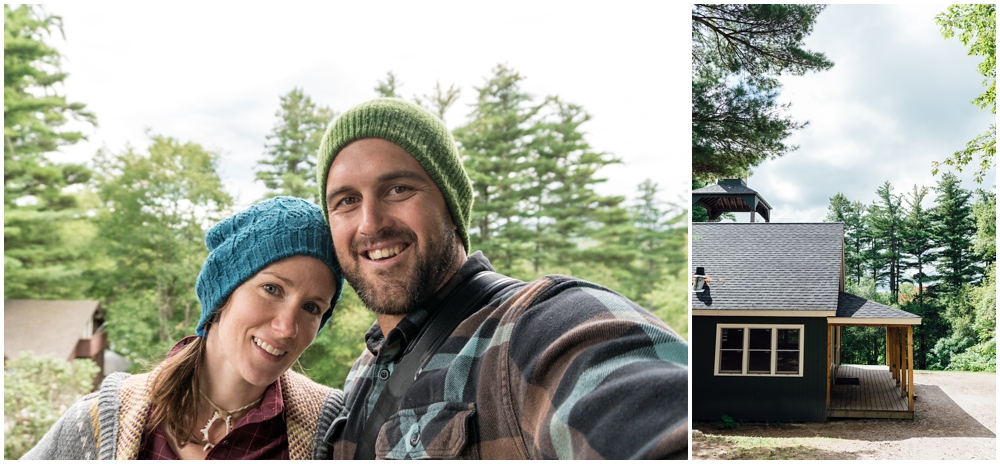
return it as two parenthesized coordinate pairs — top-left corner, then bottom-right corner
(902, 185), (936, 307)
(825, 192), (867, 285)
(255, 88), (334, 202)
(930, 172), (979, 293)
(4, 5), (97, 298)
(454, 64), (542, 274)
(866, 182), (905, 303)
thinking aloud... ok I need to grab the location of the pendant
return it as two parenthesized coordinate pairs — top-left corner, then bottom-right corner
(201, 411), (222, 451)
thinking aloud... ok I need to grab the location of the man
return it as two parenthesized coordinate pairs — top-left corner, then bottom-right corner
(318, 98), (687, 459)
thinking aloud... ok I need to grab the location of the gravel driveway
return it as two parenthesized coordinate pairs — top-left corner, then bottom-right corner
(692, 371), (995, 460)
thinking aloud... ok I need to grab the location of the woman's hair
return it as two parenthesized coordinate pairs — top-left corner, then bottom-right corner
(145, 335), (207, 447)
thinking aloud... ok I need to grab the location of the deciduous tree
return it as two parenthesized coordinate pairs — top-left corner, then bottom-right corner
(933, 4), (996, 183)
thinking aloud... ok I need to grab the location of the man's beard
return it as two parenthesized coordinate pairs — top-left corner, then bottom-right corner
(340, 222), (459, 316)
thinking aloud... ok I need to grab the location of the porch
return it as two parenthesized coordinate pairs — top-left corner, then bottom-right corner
(827, 364), (913, 419)
(826, 293), (921, 420)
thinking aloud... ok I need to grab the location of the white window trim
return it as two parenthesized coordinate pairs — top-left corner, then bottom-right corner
(714, 323), (805, 377)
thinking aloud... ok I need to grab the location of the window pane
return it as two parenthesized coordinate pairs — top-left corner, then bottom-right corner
(748, 350), (771, 373)
(749, 328), (772, 349)
(777, 351), (800, 374)
(719, 350), (743, 372)
(720, 328), (743, 349)
(777, 329), (800, 350)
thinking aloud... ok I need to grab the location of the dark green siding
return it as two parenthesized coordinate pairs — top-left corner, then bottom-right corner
(693, 316), (828, 422)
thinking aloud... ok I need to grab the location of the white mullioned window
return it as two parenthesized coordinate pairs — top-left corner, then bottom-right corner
(714, 324), (804, 376)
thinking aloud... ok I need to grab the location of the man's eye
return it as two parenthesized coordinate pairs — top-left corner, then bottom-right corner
(263, 284), (279, 294)
(337, 196), (358, 207)
(389, 186), (411, 195)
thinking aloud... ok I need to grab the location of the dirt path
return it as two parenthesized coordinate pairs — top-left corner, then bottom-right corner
(692, 371), (995, 460)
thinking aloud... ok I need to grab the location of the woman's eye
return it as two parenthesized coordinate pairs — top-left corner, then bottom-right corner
(263, 284), (279, 295)
(303, 302), (322, 315)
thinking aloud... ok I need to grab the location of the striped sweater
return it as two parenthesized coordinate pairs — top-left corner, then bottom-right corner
(21, 367), (343, 460)
(325, 252), (689, 459)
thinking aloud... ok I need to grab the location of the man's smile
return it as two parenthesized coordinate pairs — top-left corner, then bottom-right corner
(363, 243), (410, 262)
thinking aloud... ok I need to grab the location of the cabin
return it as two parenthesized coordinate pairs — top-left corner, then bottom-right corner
(4, 300), (108, 385)
(691, 180), (922, 421)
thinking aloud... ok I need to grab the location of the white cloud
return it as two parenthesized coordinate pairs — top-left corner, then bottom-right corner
(44, 1), (692, 211)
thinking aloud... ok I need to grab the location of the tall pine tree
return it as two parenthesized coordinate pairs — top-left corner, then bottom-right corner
(866, 182), (905, 303)
(930, 172), (979, 293)
(255, 88), (334, 202)
(825, 192), (867, 285)
(4, 5), (98, 298)
(454, 64), (542, 274)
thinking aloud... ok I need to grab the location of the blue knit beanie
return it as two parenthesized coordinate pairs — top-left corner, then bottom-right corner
(194, 196), (344, 336)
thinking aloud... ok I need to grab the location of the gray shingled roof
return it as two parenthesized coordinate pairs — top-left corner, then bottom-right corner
(836, 292), (920, 319)
(692, 183), (760, 195)
(691, 222), (843, 310)
(4, 300), (99, 360)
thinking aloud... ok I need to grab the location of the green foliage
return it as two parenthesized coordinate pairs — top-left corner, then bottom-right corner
(930, 172), (979, 292)
(4, 353), (100, 459)
(971, 190), (996, 263)
(455, 64), (627, 278)
(4, 4), (98, 300)
(4, 5), (96, 169)
(826, 192), (867, 285)
(865, 182), (905, 303)
(256, 88), (335, 202)
(840, 278), (889, 365)
(692, 4), (833, 80)
(947, 338), (996, 372)
(716, 414), (739, 430)
(933, 4), (996, 183)
(691, 4), (832, 180)
(297, 285), (376, 389)
(90, 135), (231, 364)
(928, 333), (976, 370)
(4, 206), (97, 299)
(647, 269), (689, 340)
(692, 70), (802, 180)
(831, 176), (993, 370)
(374, 70), (401, 98)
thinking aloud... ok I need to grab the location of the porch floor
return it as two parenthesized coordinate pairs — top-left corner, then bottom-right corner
(828, 364), (913, 419)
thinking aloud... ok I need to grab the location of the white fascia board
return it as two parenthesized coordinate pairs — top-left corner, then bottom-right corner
(692, 310), (836, 317)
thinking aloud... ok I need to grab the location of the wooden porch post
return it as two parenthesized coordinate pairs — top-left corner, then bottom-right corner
(900, 327), (908, 398)
(827, 325), (832, 408)
(908, 325), (915, 410)
(895, 327), (902, 385)
(890, 327), (898, 384)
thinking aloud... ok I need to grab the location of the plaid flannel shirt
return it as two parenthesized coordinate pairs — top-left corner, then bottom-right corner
(325, 252), (688, 459)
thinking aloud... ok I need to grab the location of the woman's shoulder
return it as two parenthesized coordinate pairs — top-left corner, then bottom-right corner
(280, 371), (345, 459)
(281, 370), (342, 406)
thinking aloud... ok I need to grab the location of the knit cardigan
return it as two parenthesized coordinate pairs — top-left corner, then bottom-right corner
(21, 368), (343, 460)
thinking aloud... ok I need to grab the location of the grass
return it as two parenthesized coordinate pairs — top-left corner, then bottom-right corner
(695, 433), (822, 460)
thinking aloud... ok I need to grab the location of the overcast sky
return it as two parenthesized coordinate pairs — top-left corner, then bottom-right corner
(46, 2), (691, 212)
(742, 4), (996, 223)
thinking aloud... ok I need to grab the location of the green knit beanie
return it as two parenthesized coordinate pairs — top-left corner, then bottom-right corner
(316, 98), (473, 251)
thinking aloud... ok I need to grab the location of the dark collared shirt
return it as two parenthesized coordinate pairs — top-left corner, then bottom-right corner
(327, 252), (689, 459)
(137, 337), (290, 460)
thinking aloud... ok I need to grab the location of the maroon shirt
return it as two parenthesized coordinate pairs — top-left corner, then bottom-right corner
(137, 336), (290, 460)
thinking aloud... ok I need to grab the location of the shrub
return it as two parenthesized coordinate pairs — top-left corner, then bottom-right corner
(4, 353), (99, 459)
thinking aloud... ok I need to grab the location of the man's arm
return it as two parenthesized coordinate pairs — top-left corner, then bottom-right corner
(505, 277), (688, 459)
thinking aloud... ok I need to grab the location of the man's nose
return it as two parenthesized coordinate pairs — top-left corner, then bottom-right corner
(358, 199), (392, 236)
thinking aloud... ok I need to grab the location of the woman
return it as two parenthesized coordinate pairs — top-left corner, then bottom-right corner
(23, 196), (345, 460)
